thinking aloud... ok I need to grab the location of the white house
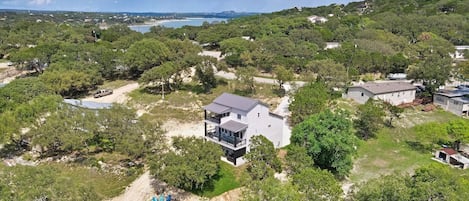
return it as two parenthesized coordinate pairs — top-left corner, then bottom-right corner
(324, 42), (341, 50)
(449, 45), (469, 60)
(307, 15), (328, 23)
(346, 82), (416, 105)
(203, 93), (289, 166)
(433, 89), (469, 116)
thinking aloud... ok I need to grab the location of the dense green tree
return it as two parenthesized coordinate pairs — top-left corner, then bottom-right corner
(383, 102), (404, 127)
(414, 122), (449, 149)
(352, 174), (412, 201)
(235, 66), (256, 93)
(285, 145), (314, 175)
(291, 109), (358, 178)
(272, 65), (293, 91)
(0, 77), (53, 112)
(306, 59), (347, 88)
(244, 135), (282, 181)
(29, 104), (163, 157)
(411, 164), (469, 201)
(219, 37), (256, 56)
(139, 62), (177, 98)
(101, 24), (135, 42)
(39, 69), (100, 97)
(455, 60), (469, 81)
(446, 119), (469, 150)
(242, 177), (305, 201)
(354, 100), (386, 140)
(292, 168), (343, 201)
(407, 33), (454, 95)
(195, 58), (218, 93)
(289, 82), (330, 125)
(124, 39), (170, 77)
(149, 136), (223, 191)
(0, 165), (99, 201)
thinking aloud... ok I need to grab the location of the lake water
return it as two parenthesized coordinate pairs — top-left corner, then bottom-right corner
(129, 18), (227, 33)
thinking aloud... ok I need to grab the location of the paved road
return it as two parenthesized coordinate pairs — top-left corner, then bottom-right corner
(215, 70), (306, 91)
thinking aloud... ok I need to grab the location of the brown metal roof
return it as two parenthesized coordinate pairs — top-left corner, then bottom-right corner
(213, 93), (259, 112)
(349, 82), (416, 95)
(442, 148), (457, 155)
(220, 120), (248, 133)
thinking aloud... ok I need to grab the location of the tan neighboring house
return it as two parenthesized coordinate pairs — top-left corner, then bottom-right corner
(433, 89), (469, 116)
(346, 82), (416, 105)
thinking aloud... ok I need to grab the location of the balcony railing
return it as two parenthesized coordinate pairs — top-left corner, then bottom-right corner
(205, 131), (246, 148)
(206, 116), (221, 124)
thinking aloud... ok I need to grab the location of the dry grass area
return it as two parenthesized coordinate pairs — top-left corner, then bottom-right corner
(349, 107), (461, 186)
(129, 80), (282, 124)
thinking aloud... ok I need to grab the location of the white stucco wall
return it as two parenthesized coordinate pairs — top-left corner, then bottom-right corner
(448, 99), (464, 115)
(433, 94), (468, 116)
(243, 104), (285, 150)
(434, 94), (450, 110)
(346, 88), (374, 104)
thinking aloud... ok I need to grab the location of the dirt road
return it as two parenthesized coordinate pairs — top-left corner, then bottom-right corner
(82, 82), (139, 104)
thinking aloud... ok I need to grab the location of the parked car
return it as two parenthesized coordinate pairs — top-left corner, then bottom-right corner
(93, 89), (113, 98)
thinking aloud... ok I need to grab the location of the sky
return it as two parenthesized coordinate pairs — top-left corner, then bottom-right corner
(0, 0), (355, 12)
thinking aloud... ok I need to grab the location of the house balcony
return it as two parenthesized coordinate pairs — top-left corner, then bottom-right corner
(205, 113), (222, 124)
(205, 130), (247, 150)
(203, 103), (231, 124)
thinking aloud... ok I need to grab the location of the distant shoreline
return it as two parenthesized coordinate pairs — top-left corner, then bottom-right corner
(128, 17), (225, 28)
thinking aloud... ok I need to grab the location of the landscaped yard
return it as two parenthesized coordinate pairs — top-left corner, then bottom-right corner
(192, 162), (241, 198)
(349, 108), (462, 184)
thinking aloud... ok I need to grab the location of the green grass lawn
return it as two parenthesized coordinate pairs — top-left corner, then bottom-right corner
(192, 162), (241, 198)
(349, 108), (462, 184)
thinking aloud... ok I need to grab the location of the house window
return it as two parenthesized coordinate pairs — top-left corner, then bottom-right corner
(361, 92), (364, 97)
(237, 114), (241, 120)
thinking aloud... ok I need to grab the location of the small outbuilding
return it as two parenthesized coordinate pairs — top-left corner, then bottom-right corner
(435, 148), (469, 169)
(346, 82), (416, 105)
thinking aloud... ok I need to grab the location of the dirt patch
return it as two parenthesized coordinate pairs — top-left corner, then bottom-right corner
(162, 121), (204, 138)
(0, 68), (27, 83)
(210, 188), (243, 201)
(82, 82), (139, 104)
(108, 171), (203, 201)
(371, 159), (389, 168)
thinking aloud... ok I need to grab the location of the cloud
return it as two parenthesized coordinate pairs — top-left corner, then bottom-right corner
(29, 0), (52, 5)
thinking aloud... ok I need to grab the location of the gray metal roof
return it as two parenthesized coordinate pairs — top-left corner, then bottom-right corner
(203, 103), (230, 113)
(452, 97), (469, 104)
(349, 82), (416, 95)
(213, 93), (259, 112)
(64, 99), (112, 110)
(436, 89), (469, 98)
(220, 120), (248, 133)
